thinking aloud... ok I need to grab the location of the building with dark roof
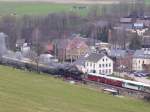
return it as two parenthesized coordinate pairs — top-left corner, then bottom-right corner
(85, 53), (113, 75)
(109, 49), (133, 72)
(132, 50), (150, 71)
(142, 36), (150, 52)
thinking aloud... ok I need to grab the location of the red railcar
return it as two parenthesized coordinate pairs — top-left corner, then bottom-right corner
(87, 73), (123, 87)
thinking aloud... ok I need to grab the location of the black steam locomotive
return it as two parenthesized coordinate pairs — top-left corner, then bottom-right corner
(0, 56), (83, 81)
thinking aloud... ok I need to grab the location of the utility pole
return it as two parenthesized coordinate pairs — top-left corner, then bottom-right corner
(35, 28), (40, 73)
(54, 42), (57, 60)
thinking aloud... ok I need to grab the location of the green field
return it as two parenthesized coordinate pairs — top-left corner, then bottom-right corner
(0, 0), (149, 16)
(0, 65), (150, 112)
(0, 2), (91, 16)
(145, 0), (150, 4)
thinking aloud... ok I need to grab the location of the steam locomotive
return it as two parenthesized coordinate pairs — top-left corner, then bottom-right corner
(0, 56), (83, 80)
(1, 55), (150, 93)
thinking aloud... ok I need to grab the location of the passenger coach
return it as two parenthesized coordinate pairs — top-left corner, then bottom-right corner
(87, 73), (150, 93)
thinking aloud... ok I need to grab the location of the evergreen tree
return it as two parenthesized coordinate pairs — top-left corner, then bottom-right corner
(99, 27), (108, 42)
(129, 34), (142, 50)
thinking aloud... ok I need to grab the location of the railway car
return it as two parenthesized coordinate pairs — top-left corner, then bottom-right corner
(142, 84), (150, 93)
(88, 73), (123, 87)
(88, 73), (150, 93)
(122, 80), (144, 91)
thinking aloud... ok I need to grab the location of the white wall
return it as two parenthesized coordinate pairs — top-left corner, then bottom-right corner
(85, 56), (113, 75)
(132, 58), (150, 71)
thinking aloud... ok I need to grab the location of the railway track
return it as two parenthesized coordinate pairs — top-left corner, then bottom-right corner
(1, 56), (150, 99)
(84, 79), (150, 97)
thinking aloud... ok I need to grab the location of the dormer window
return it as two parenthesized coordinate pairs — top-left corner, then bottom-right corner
(103, 58), (104, 62)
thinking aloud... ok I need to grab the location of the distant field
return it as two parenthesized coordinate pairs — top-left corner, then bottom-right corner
(0, 0), (115, 16)
(0, 0), (120, 4)
(0, 0), (148, 17)
(145, 0), (150, 4)
(0, 65), (150, 112)
(0, 2), (91, 16)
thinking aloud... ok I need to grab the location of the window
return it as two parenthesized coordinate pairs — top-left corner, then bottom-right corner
(99, 70), (101, 74)
(102, 70), (104, 73)
(93, 70), (96, 73)
(106, 69), (107, 73)
(106, 64), (108, 67)
(109, 63), (111, 67)
(109, 69), (111, 73)
(90, 63), (92, 67)
(102, 64), (105, 67)
(103, 59), (105, 62)
(99, 64), (101, 68)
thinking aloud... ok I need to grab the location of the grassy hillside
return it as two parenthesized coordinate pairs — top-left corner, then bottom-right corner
(145, 0), (150, 4)
(0, 65), (150, 112)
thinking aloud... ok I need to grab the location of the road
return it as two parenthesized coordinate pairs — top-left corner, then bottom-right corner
(115, 72), (150, 85)
(84, 79), (150, 98)
(133, 77), (150, 85)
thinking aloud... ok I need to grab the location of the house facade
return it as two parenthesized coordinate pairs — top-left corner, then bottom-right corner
(53, 35), (89, 62)
(85, 53), (113, 75)
(132, 50), (150, 71)
(109, 49), (133, 72)
(66, 39), (89, 61)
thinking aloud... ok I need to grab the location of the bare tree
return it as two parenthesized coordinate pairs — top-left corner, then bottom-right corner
(32, 27), (41, 72)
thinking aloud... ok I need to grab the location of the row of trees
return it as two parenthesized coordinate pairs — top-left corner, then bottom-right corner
(0, 2), (147, 51)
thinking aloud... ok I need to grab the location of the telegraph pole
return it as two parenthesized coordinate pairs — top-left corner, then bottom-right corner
(35, 28), (40, 73)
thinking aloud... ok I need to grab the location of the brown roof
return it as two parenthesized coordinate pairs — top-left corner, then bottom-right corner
(66, 37), (88, 50)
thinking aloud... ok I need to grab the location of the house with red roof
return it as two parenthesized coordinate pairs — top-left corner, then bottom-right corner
(65, 36), (89, 62)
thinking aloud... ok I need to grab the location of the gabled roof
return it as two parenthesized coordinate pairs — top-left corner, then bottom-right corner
(73, 55), (87, 66)
(86, 53), (106, 63)
(109, 49), (126, 58)
(133, 50), (150, 59)
(66, 36), (88, 50)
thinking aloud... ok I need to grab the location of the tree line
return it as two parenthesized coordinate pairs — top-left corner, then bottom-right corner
(0, 2), (147, 52)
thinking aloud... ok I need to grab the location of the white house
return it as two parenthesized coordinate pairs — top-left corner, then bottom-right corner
(85, 53), (113, 75)
(132, 50), (150, 71)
